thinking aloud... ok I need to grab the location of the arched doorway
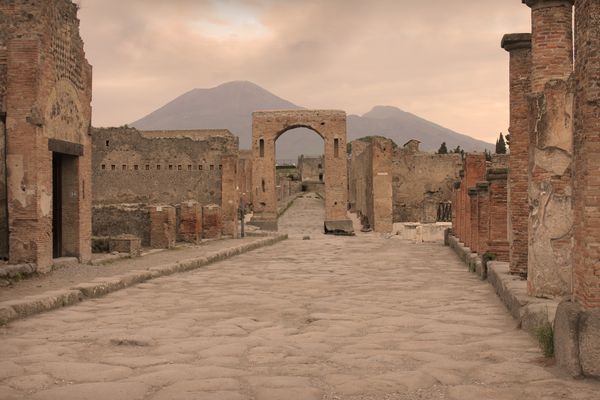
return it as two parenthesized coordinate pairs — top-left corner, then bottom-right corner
(250, 110), (353, 234)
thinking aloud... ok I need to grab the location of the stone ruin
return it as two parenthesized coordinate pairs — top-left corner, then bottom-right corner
(450, 0), (600, 378)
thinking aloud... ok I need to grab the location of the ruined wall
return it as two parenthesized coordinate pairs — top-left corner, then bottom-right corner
(92, 127), (238, 205)
(238, 150), (253, 210)
(525, 0), (574, 298)
(348, 140), (373, 228)
(92, 205), (151, 246)
(1, 0), (93, 268)
(0, 46), (6, 258)
(392, 148), (462, 223)
(298, 155), (324, 182)
(573, 0), (600, 309)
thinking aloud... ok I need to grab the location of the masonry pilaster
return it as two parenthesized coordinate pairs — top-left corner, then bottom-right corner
(487, 168), (509, 262)
(501, 33), (532, 276)
(476, 182), (490, 255)
(524, 0), (575, 298)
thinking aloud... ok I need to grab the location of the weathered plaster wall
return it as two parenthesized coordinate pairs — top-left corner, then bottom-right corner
(392, 147), (462, 223)
(525, 0), (575, 298)
(92, 127), (238, 206)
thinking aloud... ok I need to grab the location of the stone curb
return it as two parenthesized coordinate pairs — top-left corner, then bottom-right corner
(446, 234), (558, 335)
(0, 234), (287, 325)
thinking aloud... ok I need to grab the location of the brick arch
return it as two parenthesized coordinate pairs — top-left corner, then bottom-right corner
(250, 110), (353, 234)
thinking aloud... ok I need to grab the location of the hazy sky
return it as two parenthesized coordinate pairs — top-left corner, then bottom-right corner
(77, 0), (531, 143)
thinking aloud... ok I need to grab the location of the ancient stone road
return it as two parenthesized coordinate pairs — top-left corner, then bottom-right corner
(1, 195), (599, 399)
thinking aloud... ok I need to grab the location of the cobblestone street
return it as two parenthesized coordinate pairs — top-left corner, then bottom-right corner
(1, 195), (599, 399)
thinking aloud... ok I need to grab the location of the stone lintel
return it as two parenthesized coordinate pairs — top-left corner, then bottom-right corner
(501, 33), (532, 51)
(522, 0), (574, 9)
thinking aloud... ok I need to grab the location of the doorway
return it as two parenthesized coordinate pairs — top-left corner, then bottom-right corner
(52, 152), (79, 259)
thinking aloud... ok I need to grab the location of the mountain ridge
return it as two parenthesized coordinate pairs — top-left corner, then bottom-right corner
(131, 81), (493, 161)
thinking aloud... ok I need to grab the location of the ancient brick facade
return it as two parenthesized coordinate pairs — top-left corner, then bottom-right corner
(0, 0), (92, 270)
(572, 0), (600, 309)
(487, 157), (510, 262)
(525, 0), (575, 298)
(251, 110), (352, 234)
(502, 33), (532, 276)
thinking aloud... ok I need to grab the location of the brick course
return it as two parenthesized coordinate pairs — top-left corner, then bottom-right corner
(572, 0), (600, 309)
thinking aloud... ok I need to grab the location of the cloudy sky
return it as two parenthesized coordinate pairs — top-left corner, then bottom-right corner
(77, 0), (531, 143)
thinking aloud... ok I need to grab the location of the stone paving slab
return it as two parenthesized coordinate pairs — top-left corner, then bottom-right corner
(0, 235), (286, 325)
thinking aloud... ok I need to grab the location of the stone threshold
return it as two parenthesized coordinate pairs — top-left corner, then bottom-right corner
(446, 233), (558, 335)
(0, 234), (287, 326)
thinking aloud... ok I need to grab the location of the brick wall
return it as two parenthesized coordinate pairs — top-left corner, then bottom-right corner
(178, 201), (202, 244)
(572, 0), (600, 309)
(487, 167), (509, 262)
(202, 205), (222, 239)
(468, 188), (478, 251)
(502, 33), (532, 275)
(461, 154), (487, 247)
(2, 0), (92, 269)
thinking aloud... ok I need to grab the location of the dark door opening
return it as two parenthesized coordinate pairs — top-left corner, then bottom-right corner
(52, 153), (63, 258)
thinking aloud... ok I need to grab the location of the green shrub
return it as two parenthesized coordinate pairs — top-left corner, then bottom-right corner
(535, 322), (554, 358)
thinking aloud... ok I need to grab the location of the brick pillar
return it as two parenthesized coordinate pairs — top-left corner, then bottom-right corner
(524, 0), (575, 298)
(468, 188), (479, 252)
(179, 200), (202, 244)
(451, 181), (460, 236)
(221, 155), (239, 238)
(476, 182), (490, 255)
(457, 171), (465, 242)
(487, 169), (509, 262)
(462, 154), (487, 249)
(202, 204), (222, 239)
(572, 0), (600, 309)
(148, 205), (176, 249)
(502, 33), (532, 276)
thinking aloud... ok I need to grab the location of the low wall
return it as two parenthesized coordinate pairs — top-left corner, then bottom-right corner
(92, 205), (151, 247)
(393, 222), (451, 243)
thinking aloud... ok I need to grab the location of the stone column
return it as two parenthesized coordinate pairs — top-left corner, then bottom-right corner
(501, 33), (532, 276)
(476, 182), (490, 255)
(487, 168), (509, 262)
(573, 0), (600, 309)
(468, 188), (479, 252)
(524, 0), (575, 298)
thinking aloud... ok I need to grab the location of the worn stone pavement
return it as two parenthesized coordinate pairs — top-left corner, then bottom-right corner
(1, 194), (599, 399)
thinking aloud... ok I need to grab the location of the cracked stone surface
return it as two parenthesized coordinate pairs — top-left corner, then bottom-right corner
(1, 195), (599, 399)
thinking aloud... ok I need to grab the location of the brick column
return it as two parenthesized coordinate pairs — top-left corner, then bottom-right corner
(501, 33), (532, 276)
(573, 0), (600, 309)
(476, 182), (490, 255)
(462, 154), (486, 249)
(524, 0), (575, 298)
(458, 170), (466, 242)
(468, 188), (479, 252)
(179, 200), (202, 244)
(148, 205), (176, 249)
(202, 204), (222, 239)
(487, 169), (509, 262)
(452, 181), (460, 237)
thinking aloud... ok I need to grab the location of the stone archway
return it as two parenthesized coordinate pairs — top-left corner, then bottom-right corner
(251, 110), (353, 234)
